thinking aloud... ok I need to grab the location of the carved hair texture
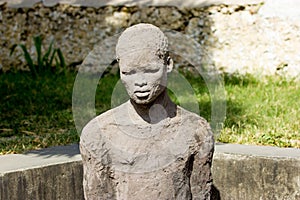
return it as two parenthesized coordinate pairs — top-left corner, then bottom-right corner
(116, 23), (169, 63)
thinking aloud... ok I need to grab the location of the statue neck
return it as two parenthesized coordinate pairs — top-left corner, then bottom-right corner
(130, 90), (176, 124)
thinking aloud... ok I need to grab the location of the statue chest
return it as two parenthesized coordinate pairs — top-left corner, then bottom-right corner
(90, 124), (197, 199)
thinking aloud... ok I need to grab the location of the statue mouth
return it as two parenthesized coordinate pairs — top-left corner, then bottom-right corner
(134, 90), (150, 98)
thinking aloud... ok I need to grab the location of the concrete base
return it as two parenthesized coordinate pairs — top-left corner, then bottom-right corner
(1, 144), (299, 200)
(213, 144), (300, 200)
(0, 145), (83, 200)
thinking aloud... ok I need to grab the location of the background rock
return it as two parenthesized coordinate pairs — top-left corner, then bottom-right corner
(0, 1), (299, 80)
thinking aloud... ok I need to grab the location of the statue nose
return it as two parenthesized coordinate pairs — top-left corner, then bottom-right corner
(134, 76), (147, 87)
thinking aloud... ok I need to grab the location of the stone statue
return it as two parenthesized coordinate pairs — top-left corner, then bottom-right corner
(80, 23), (214, 200)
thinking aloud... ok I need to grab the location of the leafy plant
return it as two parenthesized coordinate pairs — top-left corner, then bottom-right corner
(10, 35), (66, 77)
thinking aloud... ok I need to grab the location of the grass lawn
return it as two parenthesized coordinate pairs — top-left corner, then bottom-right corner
(0, 72), (78, 154)
(215, 75), (299, 147)
(0, 70), (299, 154)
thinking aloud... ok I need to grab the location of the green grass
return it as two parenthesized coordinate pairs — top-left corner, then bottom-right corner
(0, 71), (78, 154)
(0, 71), (299, 154)
(188, 73), (299, 148)
(219, 75), (300, 148)
(0, 70), (122, 154)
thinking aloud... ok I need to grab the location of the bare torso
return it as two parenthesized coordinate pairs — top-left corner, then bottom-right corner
(80, 101), (214, 200)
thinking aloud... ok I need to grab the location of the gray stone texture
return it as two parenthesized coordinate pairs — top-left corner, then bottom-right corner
(0, 145), (84, 200)
(80, 23), (215, 199)
(1, 144), (300, 200)
(1, 1), (300, 80)
(80, 105), (214, 199)
(213, 152), (300, 200)
(0, 0), (263, 8)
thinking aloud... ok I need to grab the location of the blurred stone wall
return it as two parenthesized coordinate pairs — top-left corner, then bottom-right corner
(0, 0), (299, 80)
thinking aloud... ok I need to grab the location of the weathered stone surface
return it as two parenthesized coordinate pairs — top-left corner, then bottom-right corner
(0, 0), (264, 8)
(211, 5), (300, 80)
(0, 145), (84, 200)
(213, 144), (300, 200)
(80, 24), (214, 199)
(1, 1), (300, 80)
(81, 106), (215, 199)
(1, 143), (300, 200)
(0, 162), (84, 200)
(259, 0), (300, 20)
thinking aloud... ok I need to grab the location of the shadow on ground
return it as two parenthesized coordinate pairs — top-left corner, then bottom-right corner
(25, 143), (80, 158)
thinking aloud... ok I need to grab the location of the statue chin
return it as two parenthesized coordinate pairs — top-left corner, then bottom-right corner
(131, 97), (153, 105)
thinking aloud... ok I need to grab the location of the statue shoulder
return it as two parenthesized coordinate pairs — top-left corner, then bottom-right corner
(177, 106), (214, 144)
(178, 106), (210, 127)
(81, 102), (128, 143)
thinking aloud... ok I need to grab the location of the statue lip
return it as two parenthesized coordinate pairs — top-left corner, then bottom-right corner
(134, 89), (150, 93)
(134, 90), (150, 97)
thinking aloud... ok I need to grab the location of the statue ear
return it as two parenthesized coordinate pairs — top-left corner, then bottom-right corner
(166, 57), (173, 73)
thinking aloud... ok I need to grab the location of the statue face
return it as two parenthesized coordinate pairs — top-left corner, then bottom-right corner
(119, 50), (171, 105)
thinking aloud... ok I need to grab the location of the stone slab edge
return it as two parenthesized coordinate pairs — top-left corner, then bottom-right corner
(1, 143), (299, 176)
(0, 144), (82, 175)
(1, 143), (299, 199)
(0, 0), (264, 8)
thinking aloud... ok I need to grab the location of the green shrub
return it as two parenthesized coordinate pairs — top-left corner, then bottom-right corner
(10, 35), (66, 77)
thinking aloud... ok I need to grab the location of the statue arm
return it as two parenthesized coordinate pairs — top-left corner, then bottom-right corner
(80, 139), (116, 200)
(190, 122), (215, 200)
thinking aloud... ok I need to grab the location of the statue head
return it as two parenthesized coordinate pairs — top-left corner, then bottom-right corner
(116, 23), (173, 105)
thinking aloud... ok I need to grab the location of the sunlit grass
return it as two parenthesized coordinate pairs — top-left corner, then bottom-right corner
(175, 72), (299, 148)
(0, 70), (299, 154)
(218, 75), (300, 148)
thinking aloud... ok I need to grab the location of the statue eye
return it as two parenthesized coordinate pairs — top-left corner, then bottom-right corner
(121, 70), (135, 75)
(145, 69), (159, 73)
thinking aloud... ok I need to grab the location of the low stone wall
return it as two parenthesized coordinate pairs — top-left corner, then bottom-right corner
(1, 144), (300, 200)
(1, 0), (299, 80)
(213, 144), (300, 200)
(0, 145), (84, 200)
